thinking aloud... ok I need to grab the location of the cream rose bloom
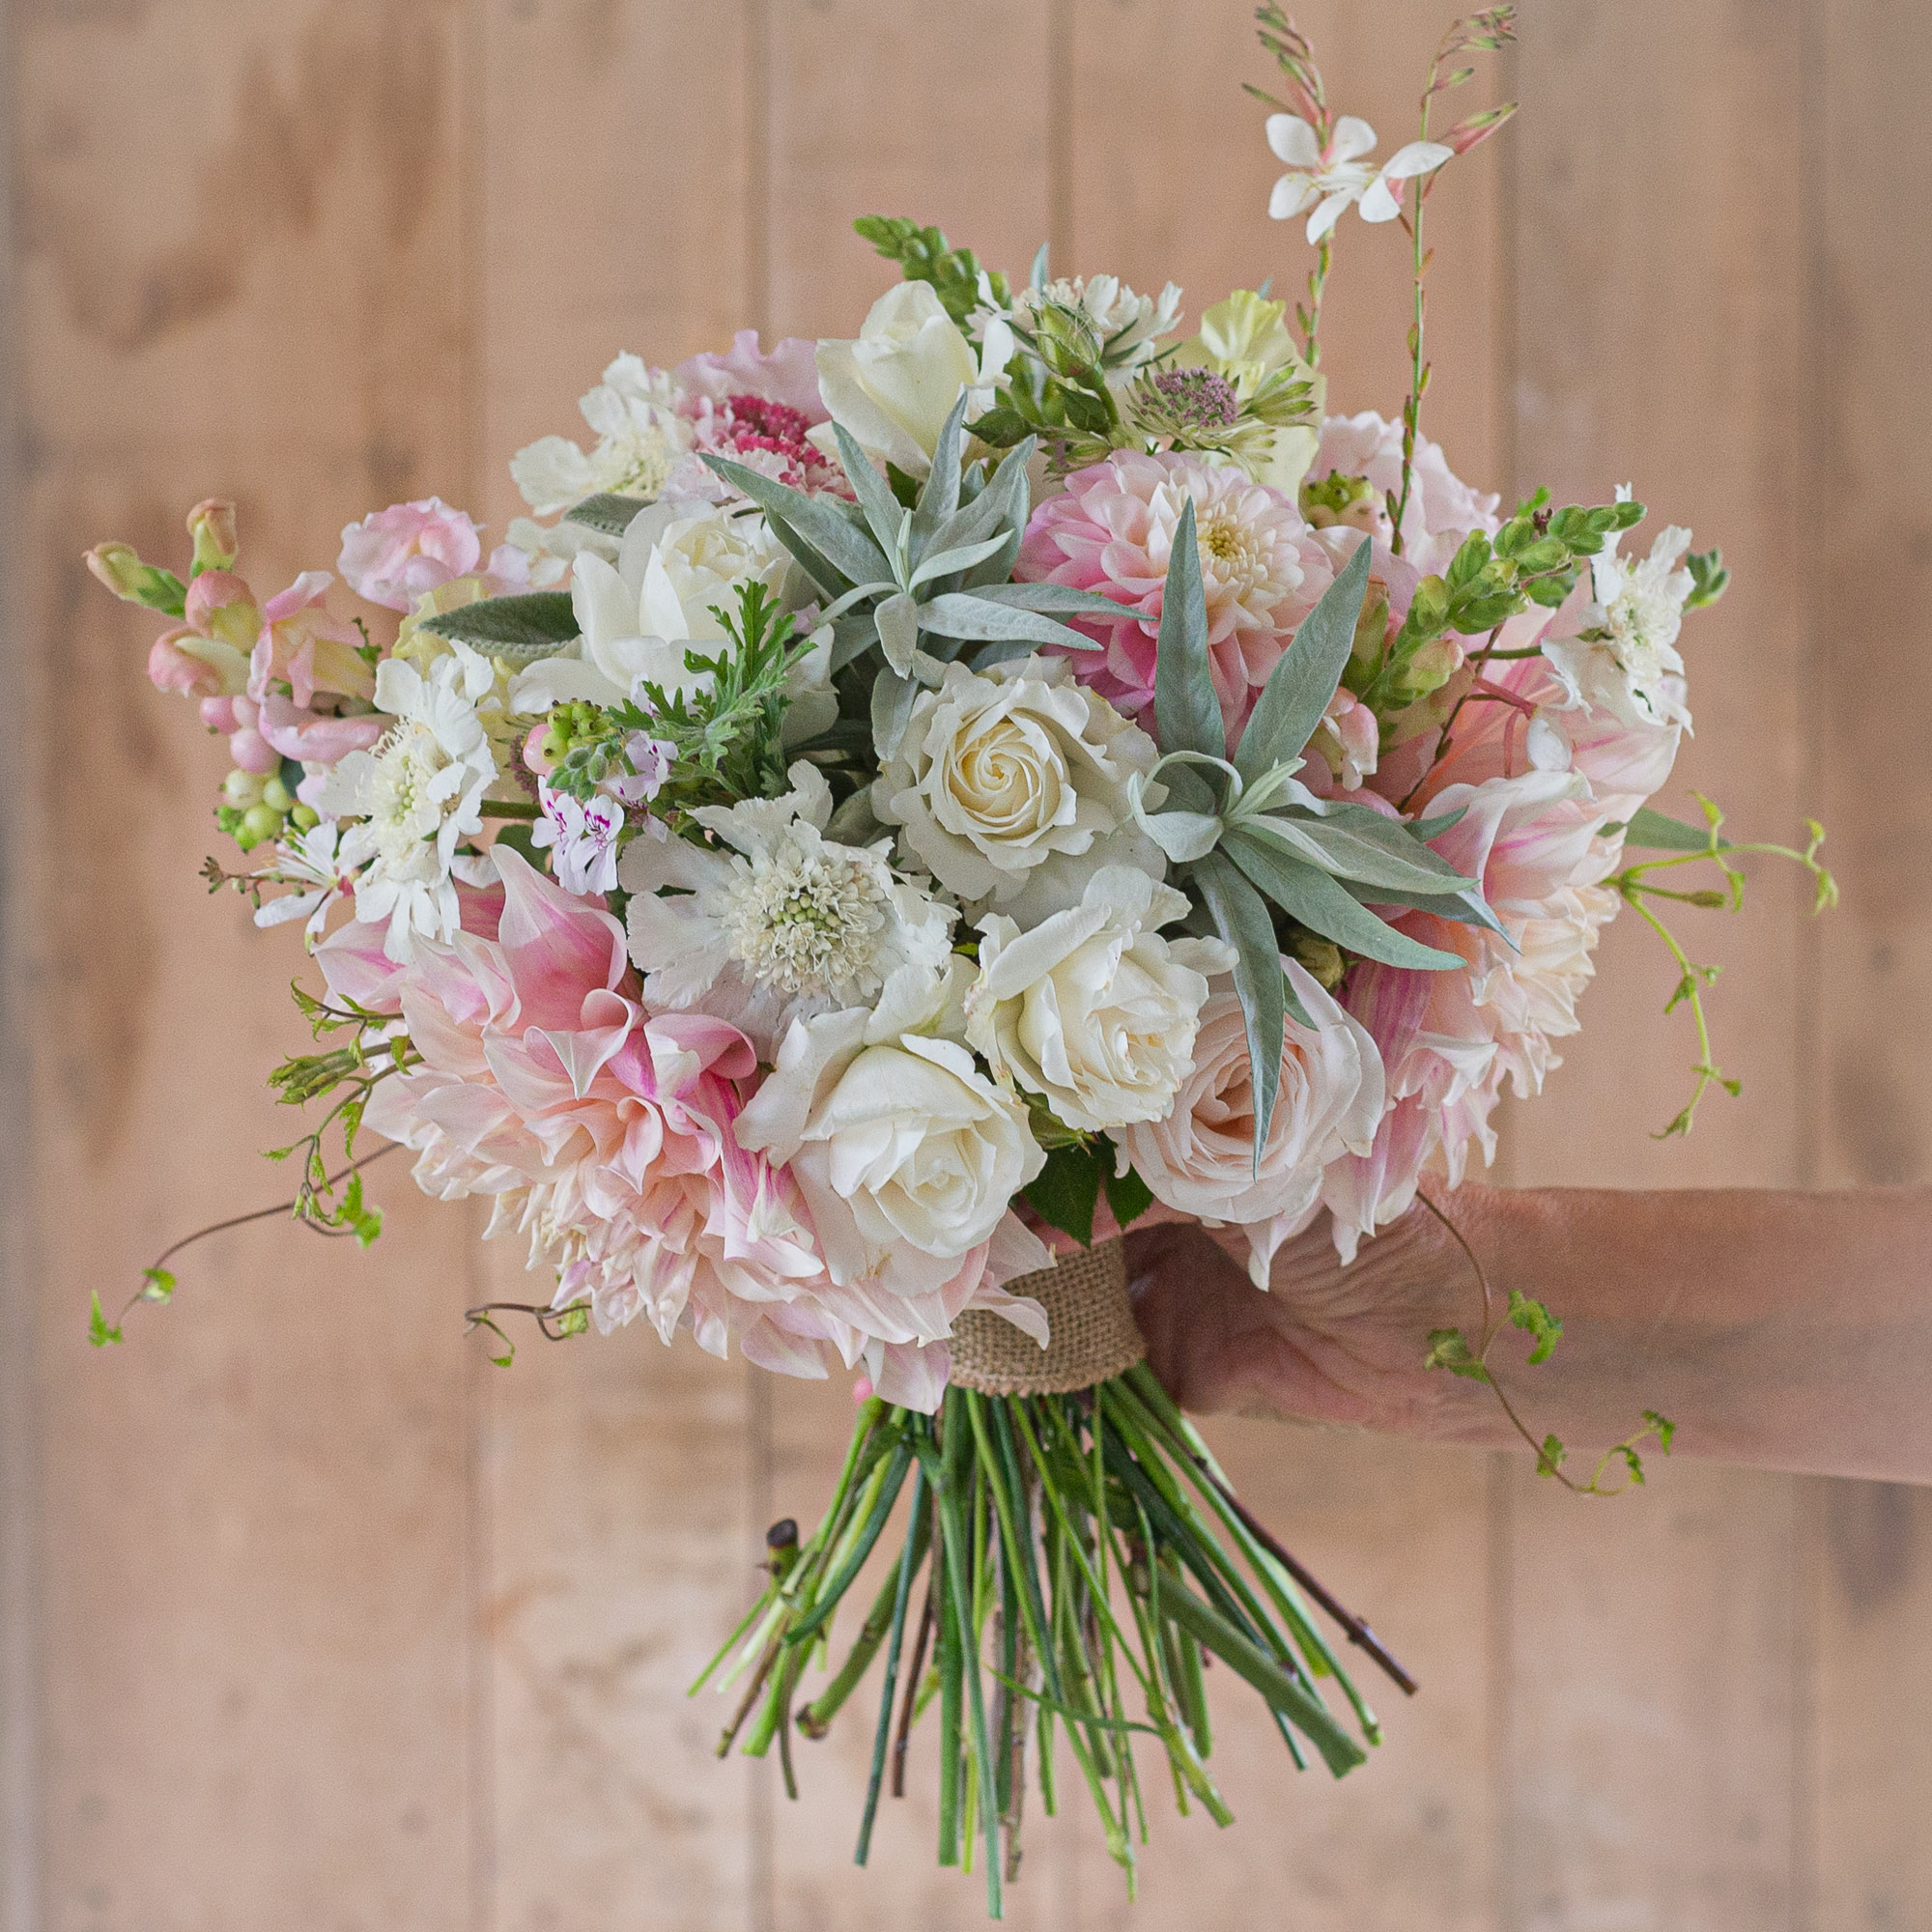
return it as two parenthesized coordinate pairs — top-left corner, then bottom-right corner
(734, 961), (1047, 1314)
(1119, 959), (1386, 1287)
(966, 867), (1236, 1134)
(872, 655), (1165, 921)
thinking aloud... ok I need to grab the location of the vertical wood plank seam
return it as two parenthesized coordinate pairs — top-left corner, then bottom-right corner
(1047, 0), (1073, 273)
(0, 0), (42, 1922)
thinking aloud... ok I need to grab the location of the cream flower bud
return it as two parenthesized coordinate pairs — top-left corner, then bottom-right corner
(187, 498), (240, 574)
(814, 281), (981, 476)
(966, 867), (1236, 1134)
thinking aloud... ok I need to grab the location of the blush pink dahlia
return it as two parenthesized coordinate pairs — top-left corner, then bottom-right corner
(1015, 449), (1333, 737)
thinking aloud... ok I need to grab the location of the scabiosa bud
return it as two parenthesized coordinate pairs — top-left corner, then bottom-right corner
(1148, 368), (1241, 431)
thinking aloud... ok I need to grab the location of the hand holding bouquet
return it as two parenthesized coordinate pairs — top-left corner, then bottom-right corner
(86, 8), (1833, 1914)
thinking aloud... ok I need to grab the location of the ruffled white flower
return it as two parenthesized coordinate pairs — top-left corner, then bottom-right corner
(735, 959), (1046, 1305)
(314, 645), (500, 960)
(252, 818), (354, 944)
(1265, 114), (1453, 242)
(619, 760), (955, 1054)
(1543, 503), (1696, 734)
(966, 867), (1236, 1133)
(508, 354), (695, 517)
(872, 655), (1166, 923)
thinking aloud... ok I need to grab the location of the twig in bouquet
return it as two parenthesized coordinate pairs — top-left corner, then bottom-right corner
(856, 1462), (928, 1864)
(891, 1563), (937, 1800)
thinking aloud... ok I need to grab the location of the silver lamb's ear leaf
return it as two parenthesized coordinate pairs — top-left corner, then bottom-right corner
(969, 582), (1141, 620)
(1192, 851), (1286, 1171)
(916, 594), (1100, 649)
(912, 392), (971, 546)
(1256, 800), (1476, 894)
(702, 453), (889, 589)
(1153, 501), (1227, 761)
(1235, 536), (1372, 787)
(1341, 878), (1509, 941)
(561, 493), (653, 538)
(834, 423), (913, 562)
(420, 591), (581, 663)
(871, 666), (923, 762)
(908, 531), (1014, 591)
(875, 592), (921, 675)
(1225, 830), (1466, 971)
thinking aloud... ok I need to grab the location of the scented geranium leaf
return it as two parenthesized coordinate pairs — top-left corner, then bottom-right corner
(88, 1291), (124, 1349)
(1236, 538), (1372, 786)
(1423, 1327), (1490, 1382)
(1153, 501), (1227, 760)
(1254, 801), (1476, 895)
(1024, 1143), (1105, 1247)
(1616, 805), (1732, 854)
(916, 594), (1097, 649)
(1507, 1288), (1563, 1365)
(1225, 829), (1465, 972)
(561, 492), (651, 537)
(835, 422), (913, 560)
(1103, 1161), (1155, 1232)
(703, 452), (888, 589)
(420, 591), (580, 663)
(1193, 851), (1285, 1166)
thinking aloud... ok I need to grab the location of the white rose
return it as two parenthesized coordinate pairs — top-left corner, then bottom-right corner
(966, 867), (1236, 1133)
(872, 656), (1164, 918)
(1119, 959), (1386, 1286)
(815, 281), (1004, 476)
(734, 962), (1046, 1309)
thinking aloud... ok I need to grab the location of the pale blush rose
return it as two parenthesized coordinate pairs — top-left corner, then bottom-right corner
(871, 655), (1163, 916)
(1309, 412), (1501, 575)
(965, 867), (1234, 1134)
(735, 962), (1048, 1318)
(1014, 449), (1334, 735)
(338, 498), (487, 612)
(814, 280), (982, 476)
(248, 572), (374, 709)
(1119, 961), (1384, 1286)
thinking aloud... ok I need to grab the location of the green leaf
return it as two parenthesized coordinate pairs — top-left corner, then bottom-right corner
(88, 1290), (124, 1349)
(1616, 805), (1731, 854)
(1537, 1435), (1568, 1478)
(1423, 1327), (1490, 1381)
(874, 591), (920, 675)
(1103, 1161), (1155, 1232)
(1342, 878), (1507, 940)
(1507, 1289), (1563, 1366)
(419, 590), (581, 663)
(911, 392), (969, 546)
(1023, 1143), (1104, 1246)
(965, 581), (1136, 620)
(1235, 536), (1372, 786)
(1224, 830), (1466, 971)
(140, 1267), (176, 1305)
(1686, 547), (1729, 610)
(561, 492), (651, 537)
(907, 532), (1010, 591)
(1152, 501), (1226, 760)
(834, 422), (913, 560)
(1643, 1409), (1677, 1455)
(1193, 852), (1284, 1168)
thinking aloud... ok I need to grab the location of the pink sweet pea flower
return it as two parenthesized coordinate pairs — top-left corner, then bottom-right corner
(673, 330), (827, 418)
(338, 498), (487, 612)
(250, 573), (374, 708)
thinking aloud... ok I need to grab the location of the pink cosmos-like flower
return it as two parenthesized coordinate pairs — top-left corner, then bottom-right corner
(1016, 449), (1334, 738)
(338, 498), (489, 612)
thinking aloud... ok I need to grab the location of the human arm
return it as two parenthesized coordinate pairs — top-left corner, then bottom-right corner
(1126, 1184), (1932, 1486)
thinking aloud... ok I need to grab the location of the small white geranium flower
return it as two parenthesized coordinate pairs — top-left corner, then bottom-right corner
(618, 759), (956, 1055)
(313, 644), (500, 960)
(529, 781), (625, 897)
(1265, 113), (1453, 242)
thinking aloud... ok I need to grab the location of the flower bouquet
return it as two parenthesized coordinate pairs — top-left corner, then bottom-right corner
(86, 6), (1833, 1915)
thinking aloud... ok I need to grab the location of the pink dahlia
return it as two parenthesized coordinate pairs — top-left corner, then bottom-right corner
(1015, 449), (1333, 739)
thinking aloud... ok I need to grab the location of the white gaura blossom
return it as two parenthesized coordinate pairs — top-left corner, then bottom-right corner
(1543, 499), (1696, 734)
(734, 959), (1047, 1306)
(815, 281), (1013, 476)
(509, 353), (694, 516)
(872, 655), (1166, 923)
(966, 867), (1236, 1134)
(619, 760), (954, 1056)
(314, 645), (500, 960)
(1265, 114), (1453, 242)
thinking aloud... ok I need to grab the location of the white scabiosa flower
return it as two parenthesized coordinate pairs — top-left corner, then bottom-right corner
(508, 353), (695, 516)
(313, 645), (500, 960)
(619, 761), (955, 1055)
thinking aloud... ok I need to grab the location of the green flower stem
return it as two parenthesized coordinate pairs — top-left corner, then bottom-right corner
(477, 799), (539, 819)
(855, 1462), (928, 1866)
(803, 1491), (931, 1739)
(786, 1437), (914, 1648)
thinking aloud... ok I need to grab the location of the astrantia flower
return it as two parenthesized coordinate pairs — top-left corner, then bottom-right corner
(509, 354), (695, 516)
(314, 645), (501, 960)
(1265, 114), (1453, 242)
(1016, 449), (1334, 731)
(619, 760), (954, 1054)
(1544, 510), (1696, 735)
(529, 781), (624, 896)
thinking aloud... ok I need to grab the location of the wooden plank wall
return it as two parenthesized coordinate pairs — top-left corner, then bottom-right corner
(4, 3), (1927, 1928)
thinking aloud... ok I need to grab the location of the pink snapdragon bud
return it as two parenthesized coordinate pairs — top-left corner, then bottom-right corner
(223, 695), (281, 775)
(251, 572), (374, 707)
(338, 497), (485, 611)
(85, 541), (183, 613)
(183, 569), (261, 650)
(186, 498), (239, 575)
(149, 626), (249, 699)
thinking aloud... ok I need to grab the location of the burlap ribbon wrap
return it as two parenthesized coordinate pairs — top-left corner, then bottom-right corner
(947, 1236), (1145, 1396)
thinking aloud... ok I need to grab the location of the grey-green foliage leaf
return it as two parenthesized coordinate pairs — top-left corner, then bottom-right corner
(1225, 830), (1465, 971)
(835, 422), (913, 560)
(419, 590), (581, 663)
(1153, 501), (1226, 759)
(1235, 537), (1372, 786)
(908, 531), (1013, 591)
(702, 452), (887, 589)
(911, 394), (969, 545)
(1617, 804), (1731, 853)
(1252, 800), (1475, 895)
(562, 492), (652, 538)
(875, 592), (920, 675)
(872, 666), (922, 762)
(971, 581), (1138, 619)
(917, 593), (1099, 649)
(1193, 851), (1289, 1171)
(1342, 878), (1508, 940)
